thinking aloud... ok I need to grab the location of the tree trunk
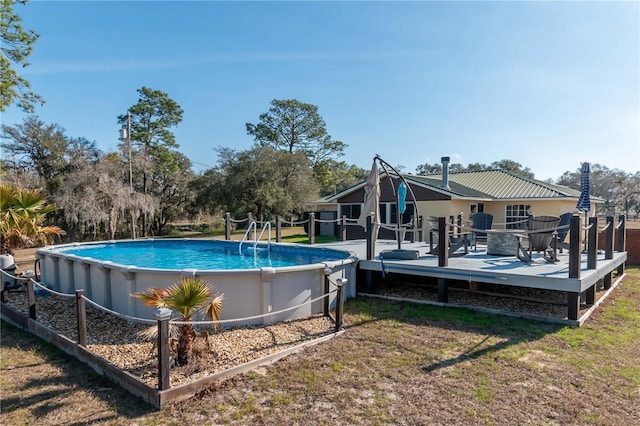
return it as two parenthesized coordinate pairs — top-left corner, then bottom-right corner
(0, 234), (13, 255)
(176, 324), (194, 366)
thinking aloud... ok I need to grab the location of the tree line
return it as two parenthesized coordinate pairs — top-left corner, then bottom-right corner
(2, 89), (638, 245)
(1, 92), (371, 241)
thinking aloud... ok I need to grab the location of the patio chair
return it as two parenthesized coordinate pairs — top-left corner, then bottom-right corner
(426, 216), (471, 257)
(554, 212), (573, 252)
(516, 215), (561, 262)
(470, 212), (494, 250)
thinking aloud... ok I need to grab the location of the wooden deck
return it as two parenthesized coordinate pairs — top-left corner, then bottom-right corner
(320, 239), (628, 325)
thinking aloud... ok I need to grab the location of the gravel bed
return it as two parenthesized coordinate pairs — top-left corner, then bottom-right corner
(370, 277), (609, 319)
(1, 289), (336, 388)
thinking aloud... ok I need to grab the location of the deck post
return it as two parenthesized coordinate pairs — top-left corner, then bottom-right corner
(586, 284), (596, 305)
(602, 217), (614, 289)
(27, 278), (36, 320)
(224, 212), (231, 240)
(569, 215), (581, 279)
(76, 290), (87, 347)
(275, 215), (281, 242)
(341, 215), (347, 242)
(156, 308), (172, 391)
(605, 216), (614, 260)
(438, 217), (448, 267)
(617, 215), (626, 276)
(587, 217), (597, 270)
(366, 215), (375, 261)
(309, 212), (315, 245)
(568, 293), (580, 321)
(437, 278), (448, 303)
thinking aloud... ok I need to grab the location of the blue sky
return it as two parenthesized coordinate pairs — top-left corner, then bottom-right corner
(2, 1), (639, 181)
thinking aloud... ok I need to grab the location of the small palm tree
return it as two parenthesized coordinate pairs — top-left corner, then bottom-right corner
(133, 277), (224, 365)
(0, 184), (65, 255)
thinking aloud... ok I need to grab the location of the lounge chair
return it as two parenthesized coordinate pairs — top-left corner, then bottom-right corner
(470, 212), (494, 250)
(516, 215), (561, 262)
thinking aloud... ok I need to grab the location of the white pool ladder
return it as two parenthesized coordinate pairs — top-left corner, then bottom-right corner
(239, 221), (271, 255)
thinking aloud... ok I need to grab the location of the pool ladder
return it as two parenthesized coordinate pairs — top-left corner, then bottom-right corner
(239, 221), (271, 255)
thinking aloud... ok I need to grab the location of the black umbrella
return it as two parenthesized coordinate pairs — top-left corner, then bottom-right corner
(576, 162), (591, 250)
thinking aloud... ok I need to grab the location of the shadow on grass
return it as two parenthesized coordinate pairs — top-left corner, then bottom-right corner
(0, 320), (157, 419)
(343, 296), (564, 374)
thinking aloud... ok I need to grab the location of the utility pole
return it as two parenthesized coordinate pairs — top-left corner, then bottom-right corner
(120, 112), (136, 239)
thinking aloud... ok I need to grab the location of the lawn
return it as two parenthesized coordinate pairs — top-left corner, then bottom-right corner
(1, 268), (639, 425)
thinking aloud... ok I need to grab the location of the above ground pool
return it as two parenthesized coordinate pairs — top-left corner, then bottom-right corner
(53, 239), (352, 270)
(36, 239), (358, 325)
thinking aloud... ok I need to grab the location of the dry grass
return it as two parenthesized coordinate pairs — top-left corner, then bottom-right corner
(2, 267), (639, 425)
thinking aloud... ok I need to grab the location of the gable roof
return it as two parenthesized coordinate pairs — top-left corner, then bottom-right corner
(411, 169), (586, 200)
(321, 169), (602, 203)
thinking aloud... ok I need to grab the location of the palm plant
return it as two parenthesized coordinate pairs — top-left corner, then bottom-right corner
(0, 184), (65, 255)
(133, 277), (224, 365)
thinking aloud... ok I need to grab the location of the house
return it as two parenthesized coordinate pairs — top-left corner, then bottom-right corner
(312, 157), (602, 240)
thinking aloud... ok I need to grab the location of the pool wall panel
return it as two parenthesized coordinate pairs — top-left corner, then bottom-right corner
(36, 241), (357, 326)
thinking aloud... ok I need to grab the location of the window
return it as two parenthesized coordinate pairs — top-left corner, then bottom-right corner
(505, 204), (530, 229)
(340, 204), (361, 220)
(387, 203), (415, 225)
(470, 203), (483, 214)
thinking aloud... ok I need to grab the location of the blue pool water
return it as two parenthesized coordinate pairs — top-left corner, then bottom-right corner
(54, 239), (352, 270)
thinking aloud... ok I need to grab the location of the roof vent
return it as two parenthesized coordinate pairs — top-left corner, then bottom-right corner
(441, 156), (450, 189)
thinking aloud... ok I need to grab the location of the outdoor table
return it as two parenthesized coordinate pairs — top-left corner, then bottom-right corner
(486, 229), (521, 256)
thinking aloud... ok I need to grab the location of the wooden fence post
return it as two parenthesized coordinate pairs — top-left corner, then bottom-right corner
(247, 213), (253, 227)
(224, 212), (231, 240)
(156, 308), (172, 391)
(309, 212), (315, 245)
(334, 278), (347, 332)
(587, 217), (597, 270)
(341, 215), (347, 241)
(276, 215), (282, 242)
(323, 267), (331, 317)
(76, 289), (87, 347)
(27, 279), (36, 320)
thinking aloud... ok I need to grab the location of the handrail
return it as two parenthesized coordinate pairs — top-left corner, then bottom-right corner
(239, 220), (257, 254)
(256, 221), (272, 252)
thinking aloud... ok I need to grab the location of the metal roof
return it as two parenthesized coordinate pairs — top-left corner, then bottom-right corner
(316, 169), (601, 204)
(411, 169), (586, 200)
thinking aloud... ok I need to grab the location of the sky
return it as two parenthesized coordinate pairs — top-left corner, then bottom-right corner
(1, 0), (639, 181)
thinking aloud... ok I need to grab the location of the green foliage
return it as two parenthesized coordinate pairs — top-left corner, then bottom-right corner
(132, 277), (224, 365)
(415, 158), (534, 179)
(314, 159), (368, 196)
(0, 0), (43, 113)
(118, 87), (183, 152)
(202, 146), (320, 220)
(557, 164), (640, 217)
(246, 98), (347, 174)
(1, 116), (100, 194)
(117, 87), (185, 236)
(0, 183), (64, 254)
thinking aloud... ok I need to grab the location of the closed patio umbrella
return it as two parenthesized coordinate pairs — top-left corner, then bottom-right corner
(358, 160), (380, 240)
(576, 162), (591, 213)
(576, 162), (591, 250)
